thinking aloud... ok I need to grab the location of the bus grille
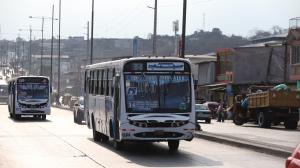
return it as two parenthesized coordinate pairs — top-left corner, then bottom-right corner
(129, 120), (188, 128)
(134, 132), (183, 138)
(22, 110), (45, 113)
(18, 103), (47, 108)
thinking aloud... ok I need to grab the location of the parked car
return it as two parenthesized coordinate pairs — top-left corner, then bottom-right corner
(202, 101), (220, 118)
(286, 143), (300, 168)
(195, 104), (212, 123)
(73, 97), (85, 124)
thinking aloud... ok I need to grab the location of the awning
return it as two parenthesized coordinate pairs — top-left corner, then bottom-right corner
(209, 87), (226, 91)
(199, 82), (230, 88)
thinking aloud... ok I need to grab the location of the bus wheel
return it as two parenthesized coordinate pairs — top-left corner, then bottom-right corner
(73, 111), (77, 123)
(168, 140), (179, 152)
(41, 115), (46, 120)
(15, 114), (21, 120)
(92, 116), (101, 142)
(113, 140), (124, 150)
(101, 135), (109, 143)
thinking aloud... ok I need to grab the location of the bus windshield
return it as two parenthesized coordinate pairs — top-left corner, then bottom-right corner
(125, 73), (191, 113)
(17, 83), (49, 101)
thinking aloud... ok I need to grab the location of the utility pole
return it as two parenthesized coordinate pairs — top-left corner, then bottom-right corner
(50, 4), (55, 88)
(58, 0), (61, 101)
(153, 0), (157, 56)
(86, 21), (90, 65)
(180, 0), (187, 58)
(90, 0), (94, 64)
(173, 20), (179, 56)
(40, 17), (44, 75)
(19, 27), (40, 75)
(29, 28), (32, 75)
(22, 41), (25, 75)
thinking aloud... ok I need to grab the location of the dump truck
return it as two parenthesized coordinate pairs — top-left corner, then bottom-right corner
(233, 88), (300, 129)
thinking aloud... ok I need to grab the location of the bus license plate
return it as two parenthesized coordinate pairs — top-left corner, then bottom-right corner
(153, 131), (164, 136)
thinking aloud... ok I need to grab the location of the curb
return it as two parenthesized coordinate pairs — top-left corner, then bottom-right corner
(195, 131), (292, 158)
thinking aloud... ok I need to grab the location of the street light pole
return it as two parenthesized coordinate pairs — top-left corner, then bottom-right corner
(180, 0), (187, 58)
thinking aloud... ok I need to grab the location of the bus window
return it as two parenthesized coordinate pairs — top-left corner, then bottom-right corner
(84, 71), (87, 93)
(95, 70), (99, 95)
(106, 69), (110, 96)
(111, 68), (115, 96)
(89, 71), (92, 94)
(103, 69), (107, 96)
(100, 70), (104, 95)
(92, 70), (96, 95)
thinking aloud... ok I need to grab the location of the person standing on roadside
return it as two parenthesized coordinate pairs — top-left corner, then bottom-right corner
(217, 101), (225, 122)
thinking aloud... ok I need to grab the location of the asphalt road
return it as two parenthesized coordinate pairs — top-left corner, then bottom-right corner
(0, 105), (284, 168)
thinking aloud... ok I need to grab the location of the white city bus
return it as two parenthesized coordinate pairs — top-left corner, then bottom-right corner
(8, 76), (51, 120)
(84, 57), (195, 151)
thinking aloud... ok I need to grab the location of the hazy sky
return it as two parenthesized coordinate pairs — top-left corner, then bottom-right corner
(0, 0), (299, 40)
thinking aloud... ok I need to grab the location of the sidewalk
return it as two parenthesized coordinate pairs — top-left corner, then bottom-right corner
(195, 120), (300, 157)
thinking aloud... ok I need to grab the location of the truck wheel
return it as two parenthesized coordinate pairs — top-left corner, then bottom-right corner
(284, 119), (298, 129)
(233, 115), (244, 126)
(257, 112), (271, 128)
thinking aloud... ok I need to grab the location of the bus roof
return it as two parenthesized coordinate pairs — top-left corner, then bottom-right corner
(8, 76), (49, 83)
(85, 56), (191, 70)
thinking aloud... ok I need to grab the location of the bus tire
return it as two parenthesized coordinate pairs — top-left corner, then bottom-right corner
(41, 115), (46, 120)
(92, 115), (101, 142)
(73, 111), (77, 123)
(15, 114), (21, 120)
(101, 135), (109, 143)
(113, 140), (124, 150)
(168, 140), (179, 152)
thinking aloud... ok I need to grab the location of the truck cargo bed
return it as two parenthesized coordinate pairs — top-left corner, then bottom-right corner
(248, 90), (300, 108)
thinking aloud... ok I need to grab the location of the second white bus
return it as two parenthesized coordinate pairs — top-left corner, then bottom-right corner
(8, 76), (51, 120)
(84, 57), (195, 151)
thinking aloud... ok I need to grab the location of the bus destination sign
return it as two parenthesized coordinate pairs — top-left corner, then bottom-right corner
(147, 62), (184, 71)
